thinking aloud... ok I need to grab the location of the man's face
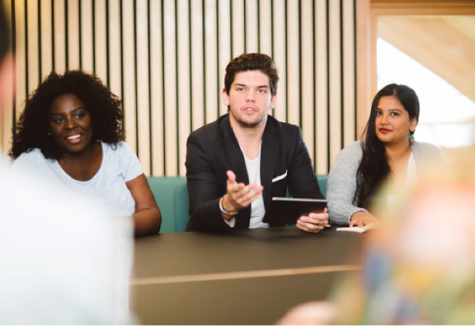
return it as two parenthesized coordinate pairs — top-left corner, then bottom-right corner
(223, 70), (277, 130)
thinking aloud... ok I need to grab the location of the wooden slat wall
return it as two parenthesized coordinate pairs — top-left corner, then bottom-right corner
(3, 0), (357, 176)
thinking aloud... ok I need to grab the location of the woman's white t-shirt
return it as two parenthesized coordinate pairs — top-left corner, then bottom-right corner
(10, 141), (143, 217)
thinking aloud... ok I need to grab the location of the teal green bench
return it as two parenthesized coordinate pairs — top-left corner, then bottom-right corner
(147, 175), (328, 233)
(147, 177), (186, 233)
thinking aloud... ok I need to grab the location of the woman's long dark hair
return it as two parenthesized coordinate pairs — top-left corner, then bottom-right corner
(354, 83), (420, 208)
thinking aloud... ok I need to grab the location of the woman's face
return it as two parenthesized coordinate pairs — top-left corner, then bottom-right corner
(374, 95), (417, 147)
(48, 93), (94, 156)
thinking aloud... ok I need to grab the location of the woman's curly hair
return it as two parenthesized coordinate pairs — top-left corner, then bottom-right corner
(9, 70), (124, 160)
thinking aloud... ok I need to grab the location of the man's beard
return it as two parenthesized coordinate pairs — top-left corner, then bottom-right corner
(237, 119), (261, 129)
(236, 115), (267, 129)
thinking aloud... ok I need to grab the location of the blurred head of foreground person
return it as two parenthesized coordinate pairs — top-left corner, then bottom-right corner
(277, 169), (475, 325)
(341, 174), (475, 324)
(0, 4), (135, 324)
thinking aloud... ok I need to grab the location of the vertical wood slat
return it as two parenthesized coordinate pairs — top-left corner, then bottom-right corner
(67, 0), (80, 70)
(190, 0), (204, 131)
(81, 0), (94, 73)
(108, 0), (121, 104)
(121, 0), (136, 154)
(40, 0), (53, 80)
(163, 0), (177, 176)
(286, 0), (300, 127)
(136, 0), (151, 175)
(94, 0), (107, 81)
(301, 0), (314, 167)
(150, 0), (164, 175)
(53, 0), (65, 74)
(26, 0), (39, 92)
(4, 0), (358, 176)
(245, 0), (258, 53)
(231, 0), (244, 57)
(343, 0), (356, 146)
(259, 0), (272, 56)
(315, 0), (329, 174)
(177, 0), (191, 175)
(217, 0), (231, 116)
(272, 0), (286, 123)
(328, 0), (342, 167)
(356, 0), (372, 137)
(204, 0), (217, 124)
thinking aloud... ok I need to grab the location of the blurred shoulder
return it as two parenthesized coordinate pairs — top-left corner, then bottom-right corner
(12, 148), (45, 162)
(413, 141), (445, 157)
(10, 148), (49, 171)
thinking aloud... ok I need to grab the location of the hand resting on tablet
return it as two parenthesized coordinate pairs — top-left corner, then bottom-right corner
(296, 208), (329, 234)
(263, 197), (329, 234)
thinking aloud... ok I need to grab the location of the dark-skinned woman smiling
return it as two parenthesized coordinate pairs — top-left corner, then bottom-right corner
(9, 70), (161, 237)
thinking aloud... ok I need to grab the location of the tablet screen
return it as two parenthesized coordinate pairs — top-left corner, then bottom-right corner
(262, 197), (327, 225)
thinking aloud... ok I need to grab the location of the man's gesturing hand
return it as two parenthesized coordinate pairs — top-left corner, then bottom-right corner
(223, 170), (263, 213)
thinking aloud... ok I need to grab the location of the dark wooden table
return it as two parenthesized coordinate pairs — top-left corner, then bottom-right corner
(131, 226), (364, 325)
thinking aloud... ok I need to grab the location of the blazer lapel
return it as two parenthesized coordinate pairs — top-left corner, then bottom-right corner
(219, 114), (249, 184)
(260, 117), (280, 209)
(219, 114), (251, 228)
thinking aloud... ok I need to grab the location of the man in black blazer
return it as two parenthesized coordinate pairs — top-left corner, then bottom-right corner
(185, 53), (328, 233)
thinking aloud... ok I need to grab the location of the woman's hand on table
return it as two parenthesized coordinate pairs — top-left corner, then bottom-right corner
(349, 211), (378, 228)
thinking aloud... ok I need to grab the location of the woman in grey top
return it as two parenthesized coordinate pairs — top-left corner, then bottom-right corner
(327, 84), (446, 226)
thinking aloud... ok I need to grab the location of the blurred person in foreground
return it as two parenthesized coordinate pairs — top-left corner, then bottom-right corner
(9, 70), (161, 237)
(0, 4), (135, 324)
(185, 53), (327, 232)
(327, 83), (446, 227)
(277, 165), (475, 324)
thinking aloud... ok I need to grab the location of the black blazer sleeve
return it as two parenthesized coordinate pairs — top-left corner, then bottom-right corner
(185, 129), (232, 232)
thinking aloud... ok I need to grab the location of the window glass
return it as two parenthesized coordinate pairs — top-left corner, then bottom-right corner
(377, 16), (475, 149)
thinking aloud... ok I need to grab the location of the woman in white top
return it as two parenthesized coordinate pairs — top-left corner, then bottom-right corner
(327, 83), (446, 227)
(9, 70), (161, 237)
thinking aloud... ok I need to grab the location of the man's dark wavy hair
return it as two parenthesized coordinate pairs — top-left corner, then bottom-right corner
(224, 53), (279, 96)
(9, 70), (124, 160)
